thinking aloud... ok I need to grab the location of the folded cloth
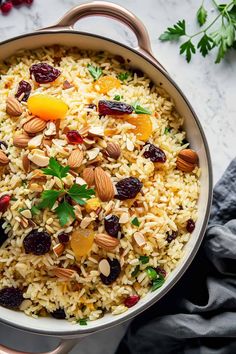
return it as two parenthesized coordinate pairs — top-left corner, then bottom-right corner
(116, 158), (236, 354)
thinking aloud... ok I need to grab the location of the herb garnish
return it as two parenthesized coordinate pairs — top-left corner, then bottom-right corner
(118, 72), (130, 81)
(151, 274), (165, 291)
(133, 102), (152, 115)
(131, 217), (140, 227)
(37, 158), (95, 226)
(31, 206), (40, 216)
(139, 256), (149, 264)
(87, 64), (103, 80)
(159, 1), (236, 63)
(77, 318), (88, 325)
(113, 94), (123, 101)
(131, 265), (140, 277)
(164, 127), (171, 134)
(146, 266), (158, 280)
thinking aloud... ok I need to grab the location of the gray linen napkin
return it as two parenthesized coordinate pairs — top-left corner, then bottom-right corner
(116, 158), (236, 354)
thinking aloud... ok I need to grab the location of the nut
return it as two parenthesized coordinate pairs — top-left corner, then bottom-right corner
(177, 149), (198, 173)
(29, 182), (43, 192)
(52, 243), (65, 257)
(80, 216), (94, 229)
(94, 167), (114, 202)
(78, 125), (89, 137)
(88, 126), (104, 138)
(19, 217), (29, 229)
(28, 134), (43, 149)
(6, 96), (23, 117)
(28, 149), (49, 167)
(119, 212), (129, 224)
(0, 150), (9, 166)
(23, 117), (47, 135)
(74, 205), (83, 220)
(67, 148), (84, 169)
(52, 267), (76, 279)
(133, 232), (146, 247)
(103, 142), (121, 160)
(82, 166), (95, 186)
(94, 233), (120, 251)
(13, 134), (30, 148)
(86, 148), (100, 161)
(20, 209), (32, 219)
(44, 122), (57, 137)
(22, 154), (31, 173)
(98, 259), (110, 277)
(75, 176), (87, 185)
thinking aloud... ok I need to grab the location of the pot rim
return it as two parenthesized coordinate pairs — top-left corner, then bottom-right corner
(0, 30), (213, 337)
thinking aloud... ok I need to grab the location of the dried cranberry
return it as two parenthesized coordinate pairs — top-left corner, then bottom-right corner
(115, 177), (143, 200)
(0, 219), (7, 247)
(51, 308), (66, 319)
(23, 230), (51, 255)
(29, 63), (61, 84)
(186, 219), (195, 233)
(12, 0), (24, 5)
(98, 100), (133, 116)
(166, 231), (178, 243)
(66, 130), (83, 144)
(144, 143), (166, 163)
(124, 295), (140, 308)
(1, 1), (13, 13)
(62, 80), (73, 90)
(100, 258), (121, 285)
(58, 233), (69, 244)
(156, 266), (166, 278)
(0, 141), (7, 150)
(0, 195), (10, 213)
(15, 80), (31, 101)
(24, 0), (33, 4)
(0, 287), (23, 309)
(104, 215), (121, 237)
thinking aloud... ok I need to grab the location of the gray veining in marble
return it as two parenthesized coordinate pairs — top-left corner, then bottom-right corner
(0, 0), (236, 353)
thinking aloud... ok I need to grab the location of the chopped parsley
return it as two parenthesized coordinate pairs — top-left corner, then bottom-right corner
(133, 102), (152, 115)
(164, 127), (171, 134)
(77, 318), (87, 325)
(87, 64), (103, 81)
(139, 256), (149, 264)
(117, 72), (130, 81)
(131, 217), (140, 227)
(151, 274), (165, 291)
(146, 267), (158, 280)
(113, 94), (123, 101)
(131, 265), (140, 277)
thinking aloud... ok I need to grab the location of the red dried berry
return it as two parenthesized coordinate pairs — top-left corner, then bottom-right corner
(144, 143), (166, 163)
(0, 287), (23, 309)
(58, 233), (69, 244)
(29, 63), (61, 84)
(124, 295), (140, 308)
(12, 0), (24, 6)
(24, 0), (33, 4)
(0, 195), (10, 213)
(66, 130), (83, 144)
(186, 219), (195, 233)
(1, 1), (13, 13)
(98, 100), (133, 116)
(15, 80), (32, 102)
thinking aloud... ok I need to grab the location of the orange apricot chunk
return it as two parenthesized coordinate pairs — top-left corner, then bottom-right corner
(95, 76), (121, 94)
(27, 94), (68, 121)
(125, 114), (153, 141)
(70, 228), (94, 259)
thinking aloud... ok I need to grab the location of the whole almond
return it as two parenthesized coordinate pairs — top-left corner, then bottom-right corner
(83, 166), (95, 186)
(104, 142), (121, 160)
(94, 167), (114, 202)
(13, 133), (30, 148)
(0, 150), (9, 166)
(94, 233), (119, 251)
(6, 96), (23, 117)
(68, 149), (84, 169)
(22, 154), (30, 173)
(177, 149), (198, 173)
(23, 117), (47, 135)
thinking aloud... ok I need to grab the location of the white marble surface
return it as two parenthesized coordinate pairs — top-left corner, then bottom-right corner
(0, 0), (236, 353)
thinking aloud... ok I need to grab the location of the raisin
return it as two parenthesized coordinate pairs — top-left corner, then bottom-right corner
(0, 195), (10, 213)
(104, 215), (121, 237)
(66, 130), (83, 144)
(15, 80), (32, 101)
(98, 100), (133, 116)
(0, 219), (7, 247)
(143, 143), (166, 163)
(166, 231), (178, 243)
(114, 55), (125, 64)
(0, 141), (8, 150)
(58, 233), (69, 244)
(29, 63), (61, 84)
(0, 287), (23, 309)
(186, 219), (195, 233)
(51, 308), (66, 319)
(124, 295), (140, 308)
(100, 258), (121, 285)
(23, 230), (51, 255)
(115, 177), (143, 200)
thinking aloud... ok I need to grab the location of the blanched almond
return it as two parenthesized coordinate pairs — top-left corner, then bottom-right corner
(0, 150), (9, 166)
(133, 232), (146, 247)
(53, 243), (65, 257)
(98, 259), (110, 277)
(44, 121), (57, 137)
(78, 125), (89, 137)
(52, 267), (76, 279)
(95, 233), (119, 251)
(6, 96), (23, 117)
(23, 117), (47, 135)
(28, 134), (43, 149)
(87, 148), (100, 161)
(83, 166), (95, 186)
(94, 167), (114, 202)
(13, 134), (30, 148)
(88, 126), (104, 137)
(67, 149), (84, 169)
(28, 149), (49, 167)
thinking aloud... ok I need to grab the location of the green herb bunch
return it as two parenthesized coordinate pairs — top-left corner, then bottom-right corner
(159, 0), (236, 63)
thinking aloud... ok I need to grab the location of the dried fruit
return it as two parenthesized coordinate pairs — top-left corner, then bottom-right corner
(104, 215), (121, 237)
(86, 103), (97, 111)
(103, 142), (121, 160)
(23, 117), (47, 135)
(186, 219), (195, 233)
(0, 219), (8, 246)
(94, 233), (120, 251)
(94, 167), (114, 202)
(23, 230), (51, 255)
(66, 130), (83, 145)
(156, 266), (167, 278)
(143, 143), (166, 163)
(83, 166), (95, 186)
(125, 115), (153, 141)
(100, 258), (121, 285)
(29, 63), (61, 84)
(70, 228), (94, 258)
(166, 231), (178, 243)
(27, 94), (68, 121)
(15, 80), (31, 101)
(6, 96), (23, 116)
(0, 150), (9, 166)
(124, 295), (140, 308)
(85, 198), (101, 213)
(115, 177), (143, 200)
(177, 149), (198, 172)
(13, 133), (30, 148)
(95, 76), (121, 94)
(98, 100), (133, 116)
(51, 308), (66, 319)
(0, 195), (10, 213)
(0, 1), (13, 13)
(0, 287), (23, 309)
(58, 233), (69, 244)
(63, 80), (73, 90)
(67, 149), (84, 169)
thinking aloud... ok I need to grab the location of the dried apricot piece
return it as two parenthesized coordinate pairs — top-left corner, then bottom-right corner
(27, 94), (68, 121)
(95, 76), (121, 94)
(125, 114), (152, 141)
(70, 228), (94, 258)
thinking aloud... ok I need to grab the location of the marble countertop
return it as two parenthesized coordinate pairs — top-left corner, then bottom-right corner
(0, 0), (235, 353)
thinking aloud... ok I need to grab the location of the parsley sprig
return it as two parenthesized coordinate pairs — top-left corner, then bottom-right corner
(37, 158), (95, 226)
(159, 1), (236, 63)
(87, 64), (103, 80)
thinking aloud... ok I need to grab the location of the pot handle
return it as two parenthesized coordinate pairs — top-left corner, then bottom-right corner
(0, 339), (78, 354)
(41, 1), (165, 70)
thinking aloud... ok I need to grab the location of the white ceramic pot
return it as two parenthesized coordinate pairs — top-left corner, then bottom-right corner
(0, 2), (213, 353)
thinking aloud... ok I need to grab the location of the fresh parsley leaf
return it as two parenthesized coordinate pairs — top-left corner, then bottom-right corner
(197, 5), (207, 26)
(131, 265), (140, 277)
(146, 267), (158, 280)
(42, 158), (69, 179)
(151, 274), (165, 291)
(139, 256), (149, 264)
(197, 34), (215, 57)
(133, 102), (152, 115)
(87, 64), (103, 81)
(114, 95), (122, 101)
(164, 127), (171, 134)
(77, 318), (87, 325)
(118, 72), (130, 81)
(68, 184), (95, 205)
(131, 217), (140, 227)
(55, 201), (75, 226)
(159, 20), (186, 41)
(180, 40), (196, 62)
(31, 206), (41, 216)
(37, 190), (62, 210)
(211, 23), (235, 63)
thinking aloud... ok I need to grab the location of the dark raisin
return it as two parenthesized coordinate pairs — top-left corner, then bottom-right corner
(186, 219), (195, 233)
(0, 195), (10, 213)
(104, 215), (121, 237)
(98, 100), (133, 116)
(58, 233), (69, 244)
(12, 0), (24, 6)
(51, 308), (66, 319)
(29, 63), (61, 84)
(86, 103), (97, 111)
(143, 143), (166, 163)
(114, 55), (125, 64)
(115, 177), (143, 200)
(100, 258), (121, 285)
(0, 141), (7, 150)
(15, 80), (32, 101)
(23, 230), (51, 255)
(66, 130), (83, 144)
(133, 68), (143, 77)
(0, 287), (23, 309)
(156, 266), (166, 278)
(0, 219), (7, 247)
(182, 138), (189, 146)
(166, 231), (178, 243)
